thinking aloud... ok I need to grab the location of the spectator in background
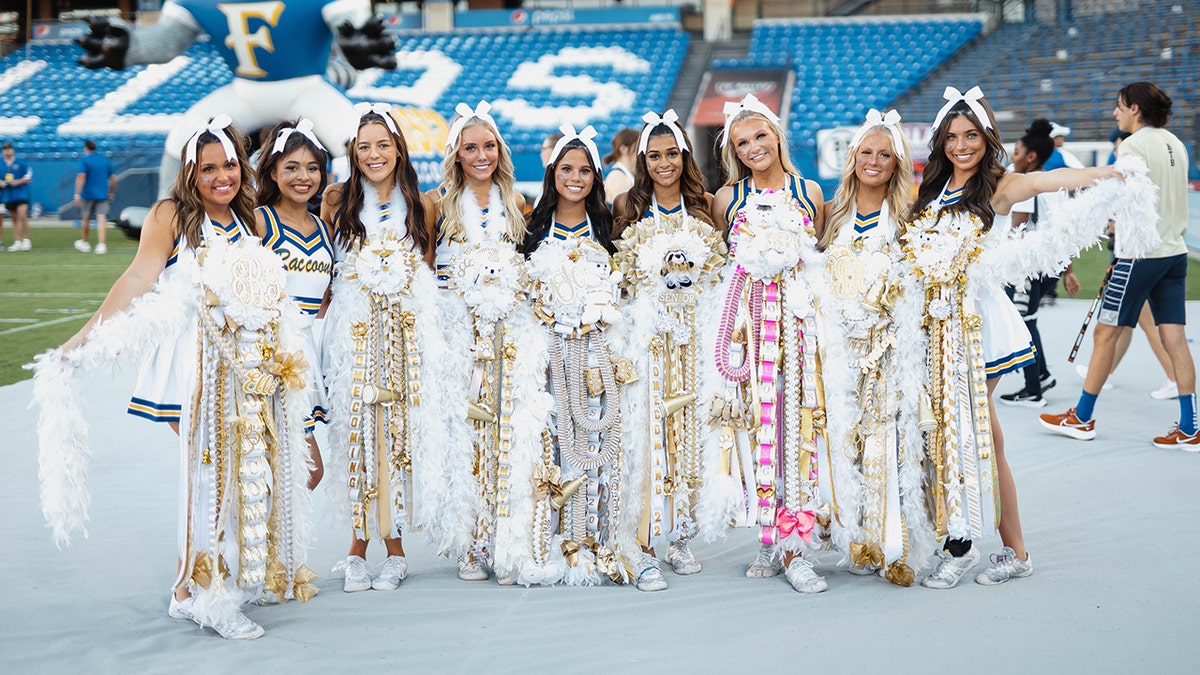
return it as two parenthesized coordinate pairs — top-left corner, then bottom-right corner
(74, 139), (116, 254)
(539, 131), (564, 168)
(602, 128), (639, 202)
(1042, 122), (1084, 170)
(0, 141), (32, 251)
(1107, 128), (1132, 165)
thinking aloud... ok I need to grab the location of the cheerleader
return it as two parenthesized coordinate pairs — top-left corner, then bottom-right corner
(611, 110), (726, 590)
(428, 101), (550, 585)
(254, 118), (333, 491)
(521, 125), (635, 586)
(42, 117), (316, 639)
(700, 94), (830, 594)
(321, 103), (473, 593)
(906, 87), (1149, 588)
(815, 110), (931, 586)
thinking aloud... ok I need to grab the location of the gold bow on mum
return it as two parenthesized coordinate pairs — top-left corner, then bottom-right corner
(191, 552), (214, 589)
(292, 565), (319, 602)
(264, 560), (289, 602)
(267, 350), (310, 391)
(850, 542), (885, 569)
(531, 464), (562, 501)
(885, 561), (915, 587)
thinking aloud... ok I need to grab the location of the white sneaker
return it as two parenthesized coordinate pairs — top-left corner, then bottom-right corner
(1150, 381), (1179, 400)
(334, 555), (372, 592)
(371, 555), (408, 590)
(74, 239), (91, 252)
(745, 545), (782, 578)
(975, 546), (1033, 586)
(210, 606), (265, 640)
(634, 554), (668, 592)
(665, 540), (702, 575)
(457, 554), (488, 581)
(921, 547), (982, 589)
(847, 564), (879, 576)
(21, 238), (30, 251)
(94, 243), (107, 255)
(167, 594), (195, 620)
(1074, 364), (1113, 390)
(784, 558), (828, 593)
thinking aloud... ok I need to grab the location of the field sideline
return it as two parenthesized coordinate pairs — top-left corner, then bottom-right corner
(2, 225), (1199, 387)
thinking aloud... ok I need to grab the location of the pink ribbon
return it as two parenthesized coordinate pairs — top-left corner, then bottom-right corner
(776, 507), (815, 543)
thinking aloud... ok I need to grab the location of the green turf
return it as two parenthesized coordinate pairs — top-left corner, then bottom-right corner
(0, 226), (137, 386)
(1, 227), (1197, 387)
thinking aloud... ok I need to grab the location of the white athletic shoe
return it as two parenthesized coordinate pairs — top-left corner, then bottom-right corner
(457, 554), (488, 581)
(665, 540), (702, 575)
(1150, 381), (1179, 400)
(94, 243), (107, 255)
(371, 555), (408, 591)
(1074, 364), (1113, 390)
(634, 554), (668, 592)
(74, 239), (91, 252)
(784, 558), (828, 593)
(921, 547), (982, 589)
(211, 606), (265, 640)
(167, 594), (195, 620)
(746, 545), (782, 578)
(975, 546), (1034, 586)
(335, 555), (372, 593)
(20, 238), (30, 251)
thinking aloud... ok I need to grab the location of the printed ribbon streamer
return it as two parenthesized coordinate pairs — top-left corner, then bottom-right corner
(638, 109), (689, 154)
(272, 118), (326, 155)
(547, 123), (602, 169)
(932, 86), (992, 131)
(721, 94), (781, 147)
(446, 100), (503, 150)
(850, 109), (906, 158)
(776, 506), (815, 544)
(353, 101), (399, 135)
(184, 114), (236, 165)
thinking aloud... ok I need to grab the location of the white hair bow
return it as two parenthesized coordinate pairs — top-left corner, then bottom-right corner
(931, 86), (992, 132)
(271, 118), (326, 155)
(546, 123), (601, 170)
(720, 94), (781, 148)
(184, 114), (236, 166)
(850, 109), (905, 158)
(353, 101), (399, 136)
(638, 109), (689, 155)
(445, 100), (503, 151)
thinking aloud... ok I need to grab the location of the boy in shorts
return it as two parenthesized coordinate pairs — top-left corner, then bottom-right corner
(74, 139), (117, 254)
(1040, 82), (1197, 450)
(0, 141), (32, 251)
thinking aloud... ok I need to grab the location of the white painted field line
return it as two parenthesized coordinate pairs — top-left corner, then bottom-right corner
(0, 318), (37, 323)
(0, 314), (89, 335)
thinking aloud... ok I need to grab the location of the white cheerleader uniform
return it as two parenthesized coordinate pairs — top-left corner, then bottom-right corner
(258, 205), (334, 431)
(128, 217), (251, 423)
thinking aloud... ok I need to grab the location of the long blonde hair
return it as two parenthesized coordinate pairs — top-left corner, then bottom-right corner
(821, 127), (913, 250)
(439, 117), (525, 243)
(719, 111), (799, 186)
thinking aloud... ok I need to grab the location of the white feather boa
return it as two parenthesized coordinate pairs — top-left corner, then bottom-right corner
(976, 155), (1160, 288)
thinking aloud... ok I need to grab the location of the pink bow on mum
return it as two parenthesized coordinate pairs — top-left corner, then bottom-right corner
(776, 507), (816, 543)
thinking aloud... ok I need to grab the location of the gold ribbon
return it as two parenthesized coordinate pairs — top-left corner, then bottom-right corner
(560, 539), (582, 568)
(885, 561), (915, 587)
(191, 551), (213, 590)
(264, 560), (288, 602)
(850, 541), (885, 569)
(593, 545), (625, 584)
(531, 464), (562, 501)
(266, 350), (310, 391)
(293, 565), (319, 602)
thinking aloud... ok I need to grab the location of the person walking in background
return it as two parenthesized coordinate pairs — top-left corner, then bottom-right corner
(74, 139), (116, 254)
(1041, 82), (1198, 450)
(602, 128), (639, 203)
(0, 141), (32, 251)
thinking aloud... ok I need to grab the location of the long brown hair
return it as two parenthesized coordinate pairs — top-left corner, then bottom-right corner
(255, 119), (329, 209)
(521, 140), (615, 256)
(438, 116), (526, 243)
(911, 97), (1004, 231)
(614, 123), (712, 234)
(333, 111), (430, 260)
(170, 122), (256, 249)
(822, 127), (913, 251)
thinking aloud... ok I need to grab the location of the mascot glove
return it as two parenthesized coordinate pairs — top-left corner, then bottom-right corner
(76, 17), (129, 70)
(337, 16), (398, 71)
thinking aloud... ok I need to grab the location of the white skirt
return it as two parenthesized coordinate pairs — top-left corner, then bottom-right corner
(128, 319), (198, 424)
(976, 284), (1035, 379)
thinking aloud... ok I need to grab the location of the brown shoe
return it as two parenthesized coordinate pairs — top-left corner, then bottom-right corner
(1038, 407), (1096, 441)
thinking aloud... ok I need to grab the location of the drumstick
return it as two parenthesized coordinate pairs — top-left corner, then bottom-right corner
(1068, 261), (1115, 363)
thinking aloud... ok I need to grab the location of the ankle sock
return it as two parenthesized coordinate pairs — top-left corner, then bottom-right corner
(1075, 390), (1098, 422)
(1179, 393), (1197, 435)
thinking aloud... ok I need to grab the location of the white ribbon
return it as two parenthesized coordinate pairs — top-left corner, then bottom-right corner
(931, 86), (993, 132)
(445, 100), (503, 151)
(271, 118), (326, 155)
(638, 109), (689, 155)
(849, 109), (906, 159)
(720, 94), (781, 148)
(546, 123), (601, 170)
(183, 114), (236, 166)
(353, 101), (399, 136)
